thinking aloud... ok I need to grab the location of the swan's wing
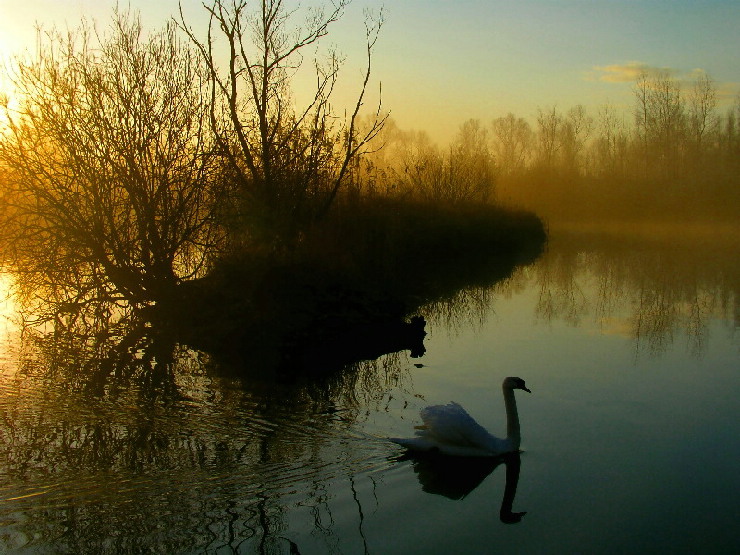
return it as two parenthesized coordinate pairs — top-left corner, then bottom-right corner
(418, 402), (495, 449)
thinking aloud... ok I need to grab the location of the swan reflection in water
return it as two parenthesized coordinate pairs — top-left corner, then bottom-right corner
(395, 450), (527, 523)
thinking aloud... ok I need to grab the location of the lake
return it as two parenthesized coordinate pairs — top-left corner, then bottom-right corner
(1, 226), (738, 554)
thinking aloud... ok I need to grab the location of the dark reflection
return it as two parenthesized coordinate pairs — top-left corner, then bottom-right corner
(395, 451), (526, 523)
(0, 292), (439, 553)
(163, 224), (543, 378)
(3, 225), (737, 551)
(289, 315), (427, 371)
(0, 341), (394, 552)
(14, 298), (428, 397)
(2, 225), (736, 551)
(16, 314), (178, 397)
(0, 207), (545, 550)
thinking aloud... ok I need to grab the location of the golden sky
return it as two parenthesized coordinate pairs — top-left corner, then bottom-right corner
(1, 0), (739, 144)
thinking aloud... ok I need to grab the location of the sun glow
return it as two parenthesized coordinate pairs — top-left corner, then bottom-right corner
(0, 33), (22, 128)
(0, 272), (19, 323)
(0, 272), (21, 377)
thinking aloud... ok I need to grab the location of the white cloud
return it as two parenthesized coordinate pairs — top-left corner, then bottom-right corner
(590, 61), (678, 83)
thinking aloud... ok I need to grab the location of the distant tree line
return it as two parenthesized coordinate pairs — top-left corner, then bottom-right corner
(351, 117), (498, 205)
(356, 71), (740, 224)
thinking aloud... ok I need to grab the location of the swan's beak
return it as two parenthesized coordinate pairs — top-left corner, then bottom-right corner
(522, 386), (531, 393)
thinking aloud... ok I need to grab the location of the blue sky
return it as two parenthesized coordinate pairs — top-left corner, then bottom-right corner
(1, 0), (738, 143)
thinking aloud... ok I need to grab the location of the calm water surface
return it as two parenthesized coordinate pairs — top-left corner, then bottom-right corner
(0, 229), (738, 553)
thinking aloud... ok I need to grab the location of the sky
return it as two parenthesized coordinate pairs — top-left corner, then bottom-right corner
(1, 0), (739, 144)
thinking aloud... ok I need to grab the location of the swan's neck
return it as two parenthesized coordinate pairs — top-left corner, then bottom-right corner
(503, 387), (521, 447)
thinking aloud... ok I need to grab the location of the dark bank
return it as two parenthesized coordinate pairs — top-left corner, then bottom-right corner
(154, 199), (546, 376)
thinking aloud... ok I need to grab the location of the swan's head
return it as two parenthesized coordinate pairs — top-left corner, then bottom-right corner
(503, 377), (531, 393)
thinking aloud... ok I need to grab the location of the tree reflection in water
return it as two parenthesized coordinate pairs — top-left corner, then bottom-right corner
(502, 228), (738, 358)
(0, 304), (424, 552)
(1, 227), (737, 551)
(0, 209), (539, 551)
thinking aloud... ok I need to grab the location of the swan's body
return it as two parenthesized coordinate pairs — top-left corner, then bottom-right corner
(390, 377), (531, 457)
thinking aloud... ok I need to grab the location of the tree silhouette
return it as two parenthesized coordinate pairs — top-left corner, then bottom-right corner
(178, 0), (387, 240)
(0, 10), (223, 317)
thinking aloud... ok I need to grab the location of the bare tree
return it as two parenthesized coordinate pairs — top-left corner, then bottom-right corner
(349, 115), (406, 198)
(559, 105), (593, 174)
(687, 72), (718, 156)
(593, 103), (628, 177)
(633, 72), (650, 154)
(535, 106), (562, 170)
(178, 0), (387, 238)
(0, 11), (222, 320)
(447, 119), (496, 203)
(384, 128), (442, 199)
(491, 113), (533, 176)
(633, 71), (685, 178)
(401, 120), (495, 204)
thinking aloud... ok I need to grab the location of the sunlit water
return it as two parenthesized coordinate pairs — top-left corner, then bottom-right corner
(0, 229), (738, 553)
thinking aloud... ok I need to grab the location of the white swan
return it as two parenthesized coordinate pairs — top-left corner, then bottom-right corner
(390, 377), (531, 457)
